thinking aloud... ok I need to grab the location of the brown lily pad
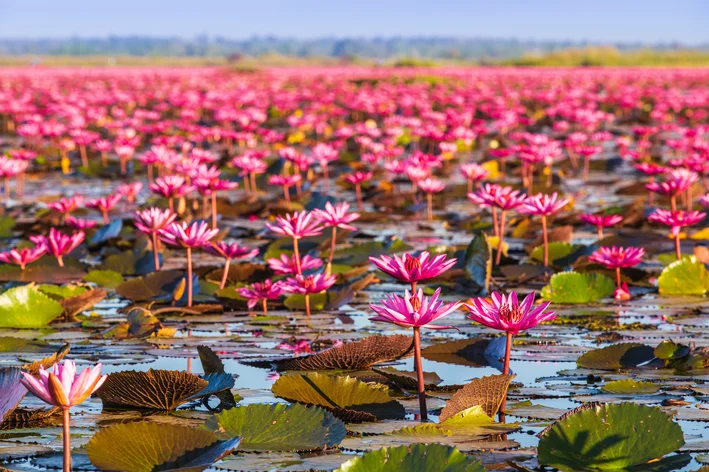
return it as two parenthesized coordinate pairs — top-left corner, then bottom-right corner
(372, 367), (443, 390)
(21, 343), (71, 375)
(60, 288), (107, 321)
(439, 374), (515, 421)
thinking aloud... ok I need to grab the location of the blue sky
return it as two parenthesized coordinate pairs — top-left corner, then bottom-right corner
(0, 0), (707, 44)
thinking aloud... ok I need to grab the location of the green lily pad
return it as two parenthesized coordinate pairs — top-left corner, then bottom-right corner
(284, 292), (327, 311)
(272, 372), (405, 421)
(0, 216), (16, 238)
(439, 405), (495, 426)
(530, 242), (581, 264)
(205, 403), (345, 452)
(538, 403), (684, 471)
(82, 270), (125, 289)
(333, 239), (413, 266)
(654, 340), (691, 360)
(335, 443), (484, 472)
(540, 272), (615, 304)
(37, 284), (88, 300)
(86, 422), (240, 472)
(101, 249), (138, 275)
(657, 253), (692, 267)
(576, 343), (656, 370)
(0, 285), (64, 328)
(601, 379), (660, 394)
(658, 256), (709, 295)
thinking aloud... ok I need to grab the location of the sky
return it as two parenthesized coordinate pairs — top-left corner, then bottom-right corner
(0, 0), (708, 45)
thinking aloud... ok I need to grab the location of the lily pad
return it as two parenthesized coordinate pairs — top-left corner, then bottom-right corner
(205, 403), (345, 452)
(463, 232), (491, 294)
(0, 285), (64, 328)
(576, 343), (656, 370)
(87, 421), (240, 472)
(658, 256), (709, 296)
(530, 242), (581, 264)
(538, 402), (684, 471)
(654, 340), (691, 360)
(272, 372), (405, 421)
(90, 218), (123, 245)
(115, 270), (183, 301)
(335, 443), (485, 471)
(333, 239), (413, 266)
(601, 379), (659, 394)
(38, 283), (88, 300)
(439, 374), (515, 420)
(82, 269), (125, 289)
(372, 367), (442, 390)
(540, 272), (615, 304)
(0, 367), (26, 424)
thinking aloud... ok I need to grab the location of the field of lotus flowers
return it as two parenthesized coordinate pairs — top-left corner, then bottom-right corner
(0, 65), (709, 471)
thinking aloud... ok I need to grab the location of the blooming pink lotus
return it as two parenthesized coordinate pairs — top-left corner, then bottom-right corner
(31, 228), (85, 267)
(65, 215), (97, 230)
(237, 279), (285, 315)
(490, 187), (527, 265)
(313, 202), (360, 275)
(116, 182), (143, 203)
(134, 207), (177, 270)
(150, 175), (194, 212)
(519, 192), (569, 267)
(589, 246), (645, 290)
(0, 244), (47, 270)
(268, 253), (323, 275)
(86, 194), (122, 224)
(48, 196), (84, 220)
(159, 221), (219, 306)
(268, 174), (302, 208)
(370, 251), (456, 292)
(649, 209), (706, 260)
(281, 273), (337, 316)
(266, 211), (323, 274)
(21, 360), (106, 471)
(370, 287), (461, 421)
(460, 162), (489, 193)
(344, 171), (373, 211)
(579, 213), (623, 240)
(205, 241), (258, 289)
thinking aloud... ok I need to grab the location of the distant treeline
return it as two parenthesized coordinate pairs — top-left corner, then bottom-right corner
(0, 36), (706, 60)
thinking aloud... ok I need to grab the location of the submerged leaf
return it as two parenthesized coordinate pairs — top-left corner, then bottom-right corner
(87, 422), (240, 472)
(538, 402), (684, 471)
(463, 232), (491, 294)
(205, 403), (345, 452)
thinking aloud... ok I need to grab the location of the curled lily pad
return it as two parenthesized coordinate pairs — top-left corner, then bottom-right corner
(0, 367), (26, 424)
(654, 340), (691, 360)
(59, 288), (107, 320)
(421, 337), (492, 367)
(274, 335), (413, 371)
(439, 374), (515, 421)
(272, 372), (405, 422)
(538, 402), (684, 471)
(87, 422), (240, 472)
(1, 406), (61, 431)
(576, 343), (656, 370)
(658, 256), (709, 295)
(540, 271), (615, 304)
(205, 403), (345, 452)
(38, 283), (87, 300)
(335, 443), (485, 472)
(96, 369), (209, 410)
(0, 285), (64, 328)
(601, 379), (659, 394)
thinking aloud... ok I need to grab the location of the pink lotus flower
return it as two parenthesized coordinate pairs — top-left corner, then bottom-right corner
(460, 162), (489, 193)
(159, 221), (219, 306)
(313, 202), (360, 275)
(464, 289), (554, 414)
(589, 246), (645, 289)
(649, 209), (706, 259)
(31, 228), (85, 267)
(86, 194), (122, 224)
(344, 171), (373, 210)
(116, 182), (143, 203)
(268, 253), (322, 275)
(312, 143), (339, 192)
(205, 241), (258, 289)
(579, 213), (623, 240)
(418, 177), (446, 221)
(48, 196), (84, 217)
(370, 251), (456, 292)
(519, 192), (569, 267)
(266, 211), (323, 274)
(268, 174), (302, 207)
(21, 360), (106, 471)
(490, 187), (526, 265)
(135, 207), (177, 271)
(149, 175), (194, 212)
(370, 287), (461, 421)
(0, 244), (47, 270)
(65, 216), (97, 230)
(232, 154), (267, 201)
(237, 279), (285, 314)
(281, 273), (337, 316)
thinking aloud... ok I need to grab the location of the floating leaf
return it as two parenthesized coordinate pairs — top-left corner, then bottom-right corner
(0, 285), (64, 328)
(90, 218), (123, 245)
(101, 249), (138, 275)
(115, 270), (183, 301)
(0, 367), (26, 424)
(82, 269), (124, 289)
(576, 343), (656, 370)
(59, 288), (106, 320)
(654, 340), (691, 360)
(0, 216), (15, 238)
(96, 369), (209, 410)
(274, 335), (412, 371)
(272, 372), (405, 421)
(463, 232), (491, 294)
(530, 242), (581, 264)
(421, 337), (492, 367)
(601, 379), (659, 394)
(87, 422), (240, 472)
(540, 271), (615, 304)
(658, 256), (709, 295)
(439, 405), (495, 427)
(333, 239), (413, 266)
(1, 406), (60, 430)
(372, 367), (442, 390)
(335, 443), (484, 472)
(206, 403), (345, 452)
(439, 374), (515, 421)
(38, 283), (87, 300)
(538, 403), (684, 471)
(0, 263), (85, 284)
